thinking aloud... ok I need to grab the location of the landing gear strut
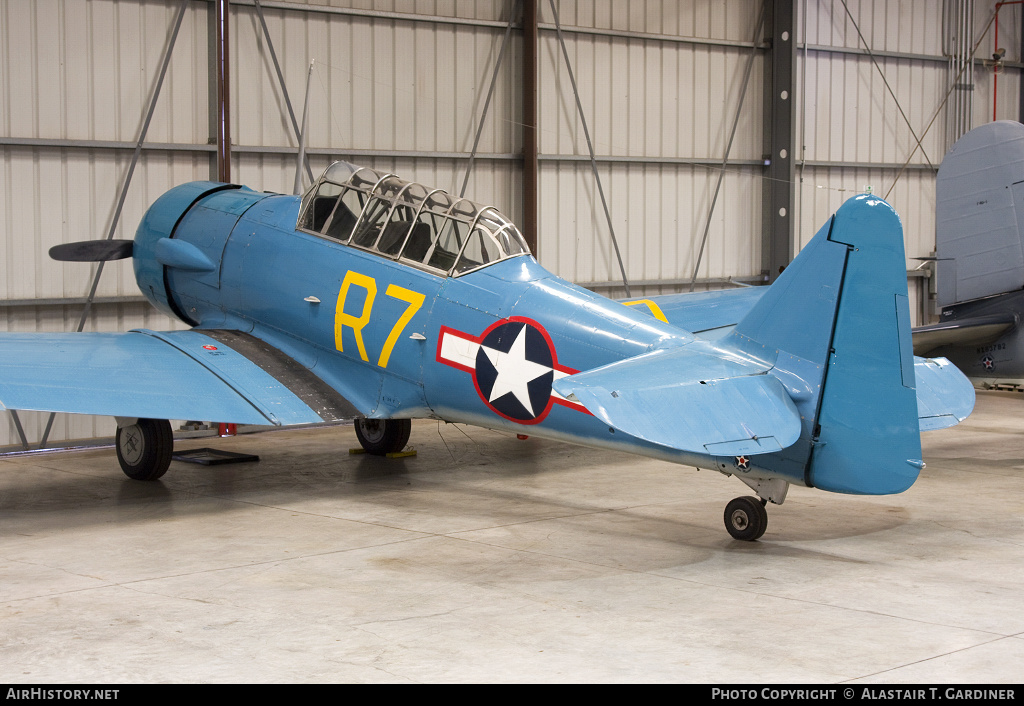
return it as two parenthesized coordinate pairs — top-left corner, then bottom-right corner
(116, 418), (173, 481)
(724, 495), (768, 541)
(354, 418), (411, 455)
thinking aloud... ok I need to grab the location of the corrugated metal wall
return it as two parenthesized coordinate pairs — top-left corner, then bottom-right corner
(2, 0), (1021, 447)
(797, 0), (1022, 326)
(536, 0), (763, 297)
(1, 0), (212, 447)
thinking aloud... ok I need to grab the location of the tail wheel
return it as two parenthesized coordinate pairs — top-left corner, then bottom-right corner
(724, 496), (768, 541)
(354, 418), (411, 456)
(116, 418), (173, 481)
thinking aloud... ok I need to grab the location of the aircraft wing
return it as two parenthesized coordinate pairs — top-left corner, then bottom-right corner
(620, 287), (768, 334)
(911, 313), (1017, 356)
(551, 344), (801, 456)
(0, 329), (358, 426)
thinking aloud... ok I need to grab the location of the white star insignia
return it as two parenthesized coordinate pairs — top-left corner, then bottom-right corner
(480, 325), (553, 417)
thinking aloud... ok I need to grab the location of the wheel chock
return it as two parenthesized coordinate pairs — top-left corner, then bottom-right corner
(172, 448), (259, 465)
(348, 448), (417, 458)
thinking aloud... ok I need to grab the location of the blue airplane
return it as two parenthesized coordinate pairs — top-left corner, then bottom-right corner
(0, 162), (974, 540)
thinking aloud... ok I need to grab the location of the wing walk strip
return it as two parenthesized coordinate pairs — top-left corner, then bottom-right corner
(130, 328), (359, 426)
(201, 329), (359, 423)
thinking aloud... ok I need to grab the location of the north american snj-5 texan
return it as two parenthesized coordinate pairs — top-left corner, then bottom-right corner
(0, 161), (974, 540)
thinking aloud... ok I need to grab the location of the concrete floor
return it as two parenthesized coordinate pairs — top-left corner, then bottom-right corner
(1, 391), (1023, 684)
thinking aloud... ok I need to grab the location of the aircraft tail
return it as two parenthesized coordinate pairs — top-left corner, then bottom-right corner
(936, 120), (1024, 307)
(729, 194), (923, 495)
(554, 194), (971, 494)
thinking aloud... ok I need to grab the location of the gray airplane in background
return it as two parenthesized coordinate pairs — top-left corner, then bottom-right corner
(913, 120), (1024, 387)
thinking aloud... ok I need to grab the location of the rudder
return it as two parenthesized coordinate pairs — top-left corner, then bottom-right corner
(809, 196), (922, 493)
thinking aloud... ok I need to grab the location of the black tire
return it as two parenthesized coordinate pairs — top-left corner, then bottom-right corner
(354, 418), (411, 455)
(116, 418), (173, 481)
(724, 496), (768, 541)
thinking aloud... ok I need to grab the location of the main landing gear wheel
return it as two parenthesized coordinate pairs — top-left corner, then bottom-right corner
(724, 496), (768, 541)
(116, 418), (173, 481)
(354, 418), (411, 456)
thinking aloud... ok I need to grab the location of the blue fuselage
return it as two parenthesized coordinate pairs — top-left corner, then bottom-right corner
(133, 183), (710, 468)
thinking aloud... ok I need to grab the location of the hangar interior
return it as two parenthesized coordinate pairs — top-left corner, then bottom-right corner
(1, 0), (1023, 683)
(3, 0), (1021, 449)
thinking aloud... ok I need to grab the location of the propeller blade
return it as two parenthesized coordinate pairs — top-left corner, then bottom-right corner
(49, 240), (134, 262)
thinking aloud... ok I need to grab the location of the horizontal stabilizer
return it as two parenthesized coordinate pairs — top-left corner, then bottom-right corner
(551, 344), (801, 455)
(915, 356), (976, 431)
(49, 239), (134, 262)
(619, 287), (768, 335)
(912, 313), (1016, 356)
(0, 329), (358, 425)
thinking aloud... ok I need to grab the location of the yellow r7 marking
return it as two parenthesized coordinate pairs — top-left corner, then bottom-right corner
(335, 270), (426, 369)
(378, 284), (425, 368)
(335, 271), (377, 362)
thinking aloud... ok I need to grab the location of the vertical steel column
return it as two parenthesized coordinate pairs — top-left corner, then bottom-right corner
(763, 0), (796, 282)
(522, 0), (538, 254)
(216, 0), (231, 183)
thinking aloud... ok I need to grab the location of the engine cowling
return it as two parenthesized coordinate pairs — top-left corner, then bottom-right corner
(132, 182), (276, 325)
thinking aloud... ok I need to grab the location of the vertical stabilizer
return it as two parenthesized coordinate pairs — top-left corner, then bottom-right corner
(936, 120), (1024, 307)
(730, 195), (922, 495)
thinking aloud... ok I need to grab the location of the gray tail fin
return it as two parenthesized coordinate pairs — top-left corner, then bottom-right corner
(936, 120), (1024, 307)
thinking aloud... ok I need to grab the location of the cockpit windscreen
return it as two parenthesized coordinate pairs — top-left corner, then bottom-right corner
(297, 161), (530, 277)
